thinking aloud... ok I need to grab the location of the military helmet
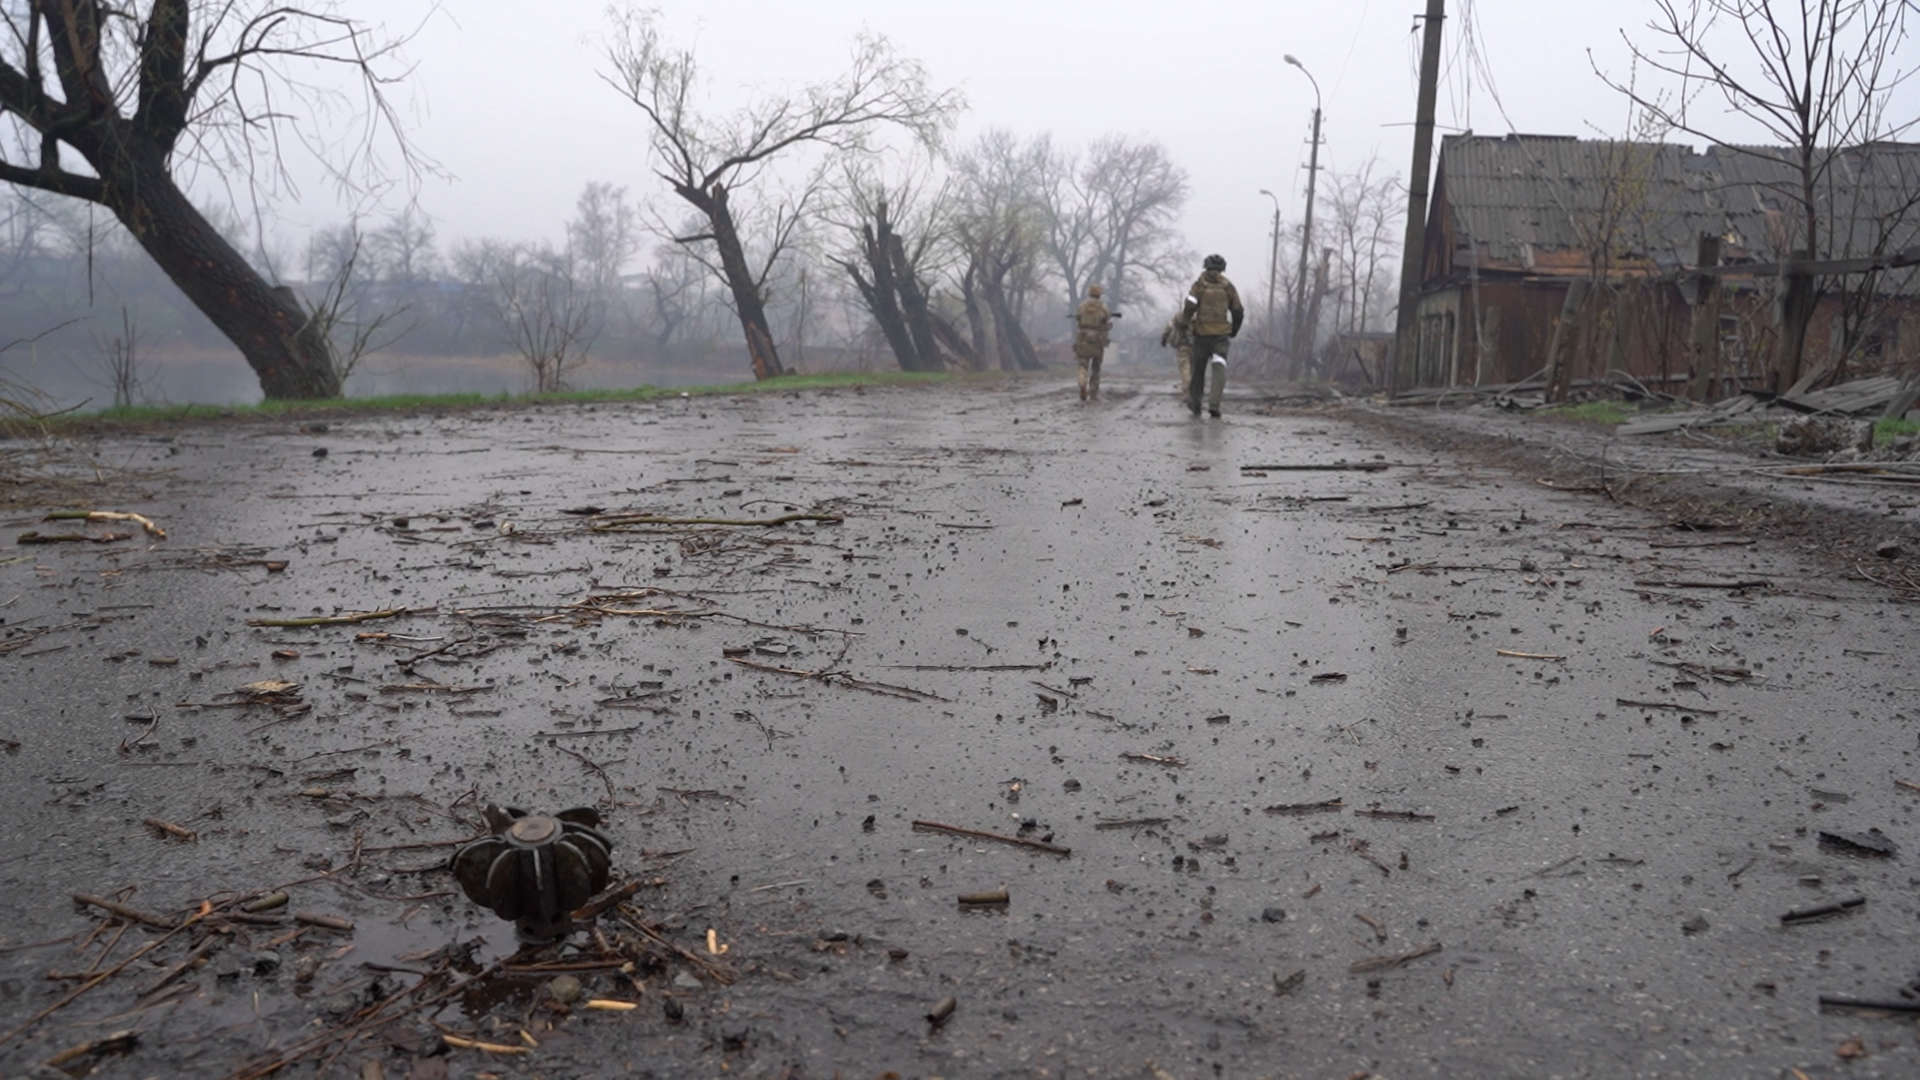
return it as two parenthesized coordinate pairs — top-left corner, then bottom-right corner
(1203, 254), (1227, 272)
(1088, 284), (1103, 297)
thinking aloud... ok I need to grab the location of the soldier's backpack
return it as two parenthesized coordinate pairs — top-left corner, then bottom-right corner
(1192, 277), (1232, 331)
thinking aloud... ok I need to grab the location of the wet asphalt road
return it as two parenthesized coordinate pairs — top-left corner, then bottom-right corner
(2, 375), (1918, 1078)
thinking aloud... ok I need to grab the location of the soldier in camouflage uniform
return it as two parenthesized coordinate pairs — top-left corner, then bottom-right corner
(1073, 284), (1113, 402)
(1176, 254), (1244, 417)
(1161, 312), (1192, 394)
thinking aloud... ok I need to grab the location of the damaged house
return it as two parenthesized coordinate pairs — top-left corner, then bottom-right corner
(1406, 133), (1920, 395)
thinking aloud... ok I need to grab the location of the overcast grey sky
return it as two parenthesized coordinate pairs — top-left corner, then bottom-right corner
(283, 0), (1918, 309)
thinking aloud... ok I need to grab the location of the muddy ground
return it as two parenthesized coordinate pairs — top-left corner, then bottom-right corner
(3, 375), (1918, 1079)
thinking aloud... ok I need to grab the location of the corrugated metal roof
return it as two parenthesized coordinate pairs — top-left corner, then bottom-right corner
(1439, 134), (1920, 289)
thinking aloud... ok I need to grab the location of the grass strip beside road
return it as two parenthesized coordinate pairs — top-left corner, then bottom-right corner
(47, 370), (957, 431)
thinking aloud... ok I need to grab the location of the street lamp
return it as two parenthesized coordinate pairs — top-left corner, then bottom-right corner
(1284, 54), (1323, 380)
(1258, 188), (1281, 347)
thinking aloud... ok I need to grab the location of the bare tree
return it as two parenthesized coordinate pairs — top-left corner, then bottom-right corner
(555, 180), (639, 346)
(569, 181), (640, 297)
(602, 5), (962, 380)
(306, 220), (363, 289)
(1823, 145), (1920, 382)
(309, 223), (410, 386)
(0, 1), (426, 398)
(1600, 0), (1919, 389)
(1079, 136), (1189, 309)
(372, 205), (438, 284)
(1324, 156), (1403, 335)
(952, 130), (1048, 371)
(829, 160), (963, 372)
(636, 241), (715, 357)
(88, 306), (143, 408)
(1036, 135), (1189, 311)
(489, 243), (597, 393)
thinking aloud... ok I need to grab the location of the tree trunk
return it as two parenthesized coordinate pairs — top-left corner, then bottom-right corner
(101, 148), (339, 398)
(887, 233), (943, 371)
(1304, 247), (1331, 379)
(928, 311), (975, 369)
(841, 251), (921, 372)
(1542, 279), (1589, 404)
(983, 265), (1039, 371)
(685, 182), (785, 380)
(961, 261), (994, 370)
(1772, 268), (1816, 392)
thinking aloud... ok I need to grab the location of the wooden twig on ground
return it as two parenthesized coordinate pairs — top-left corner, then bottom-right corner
(1240, 463), (1394, 472)
(227, 961), (493, 1079)
(572, 880), (642, 922)
(1349, 941), (1443, 973)
(1781, 897), (1866, 924)
(142, 818), (197, 841)
(17, 530), (132, 544)
(911, 819), (1071, 857)
(43, 510), (166, 539)
(590, 512), (841, 529)
(725, 656), (948, 701)
(137, 936), (222, 999)
(1616, 699), (1720, 714)
(441, 1034), (529, 1055)
(1, 906), (207, 1046)
(613, 906), (736, 985)
(1264, 798), (1344, 816)
(1353, 809), (1436, 822)
(1496, 649), (1566, 661)
(886, 662), (1048, 671)
(1818, 995), (1920, 1014)
(1094, 817), (1172, 830)
(72, 894), (176, 931)
(1631, 578), (1771, 590)
(557, 746), (618, 802)
(247, 608), (421, 628)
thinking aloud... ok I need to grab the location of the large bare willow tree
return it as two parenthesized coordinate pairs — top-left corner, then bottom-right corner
(1038, 134), (1190, 311)
(0, 1), (424, 399)
(602, 5), (962, 381)
(1600, 0), (1918, 389)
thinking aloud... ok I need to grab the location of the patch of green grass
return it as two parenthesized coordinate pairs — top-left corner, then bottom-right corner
(53, 370), (955, 430)
(1876, 416), (1919, 445)
(1546, 400), (1635, 425)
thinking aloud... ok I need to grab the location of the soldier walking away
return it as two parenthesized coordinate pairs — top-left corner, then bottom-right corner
(1161, 310), (1192, 395)
(1073, 284), (1115, 402)
(1178, 254), (1244, 418)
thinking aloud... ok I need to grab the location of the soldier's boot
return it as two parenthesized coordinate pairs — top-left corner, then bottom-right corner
(1077, 361), (1089, 402)
(1207, 356), (1227, 418)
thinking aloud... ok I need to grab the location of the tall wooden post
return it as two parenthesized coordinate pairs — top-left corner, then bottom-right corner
(1543, 279), (1590, 403)
(1390, 0), (1447, 393)
(1685, 233), (1723, 401)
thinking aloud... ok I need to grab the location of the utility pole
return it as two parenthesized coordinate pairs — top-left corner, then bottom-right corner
(1285, 55), (1323, 380)
(1259, 189), (1282, 343)
(1290, 106), (1323, 378)
(1391, 0), (1446, 395)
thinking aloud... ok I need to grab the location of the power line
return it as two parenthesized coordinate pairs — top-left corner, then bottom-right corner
(1329, 0), (1373, 102)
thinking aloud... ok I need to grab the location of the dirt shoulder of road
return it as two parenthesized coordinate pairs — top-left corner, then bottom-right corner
(1340, 402), (1920, 597)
